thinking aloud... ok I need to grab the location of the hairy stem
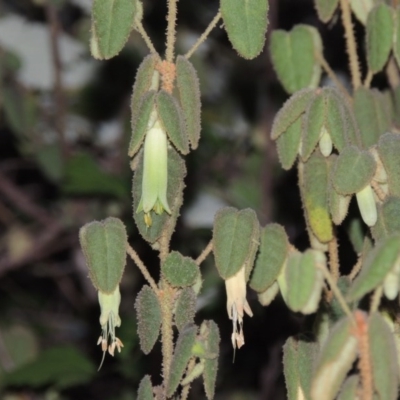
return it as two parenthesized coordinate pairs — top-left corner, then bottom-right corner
(349, 256), (362, 281)
(196, 240), (213, 266)
(159, 280), (175, 394)
(339, 0), (362, 89)
(371, 180), (386, 202)
(364, 70), (374, 88)
(386, 57), (400, 89)
(180, 358), (196, 400)
(185, 11), (222, 60)
(127, 245), (159, 293)
(318, 263), (355, 324)
(328, 235), (340, 283)
(166, 0), (179, 62)
(370, 285), (383, 313)
(316, 53), (352, 102)
(135, 20), (159, 56)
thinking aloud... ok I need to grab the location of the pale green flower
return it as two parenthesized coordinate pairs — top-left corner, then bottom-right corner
(137, 119), (171, 227)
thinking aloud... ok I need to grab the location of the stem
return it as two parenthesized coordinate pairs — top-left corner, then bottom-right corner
(184, 11), (222, 60)
(316, 53), (352, 102)
(354, 311), (373, 400)
(328, 235), (340, 283)
(196, 240), (213, 266)
(165, 0), (179, 62)
(364, 70), (374, 88)
(371, 180), (386, 202)
(159, 279), (175, 394)
(318, 263), (355, 324)
(339, 0), (362, 89)
(180, 358), (196, 400)
(386, 57), (400, 89)
(349, 256), (362, 281)
(135, 20), (159, 56)
(370, 285), (383, 313)
(126, 245), (159, 293)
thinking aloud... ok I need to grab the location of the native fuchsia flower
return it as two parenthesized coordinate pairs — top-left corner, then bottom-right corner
(97, 287), (124, 369)
(136, 117), (171, 227)
(225, 266), (253, 351)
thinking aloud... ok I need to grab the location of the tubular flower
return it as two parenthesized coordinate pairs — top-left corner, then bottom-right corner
(97, 287), (124, 369)
(225, 266), (253, 351)
(136, 119), (171, 227)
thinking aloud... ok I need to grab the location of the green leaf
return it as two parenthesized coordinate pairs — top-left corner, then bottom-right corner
(5, 346), (95, 389)
(133, 146), (186, 244)
(371, 196), (400, 240)
(137, 375), (153, 400)
(257, 281), (280, 306)
(176, 56), (202, 149)
(220, 0), (268, 59)
(135, 285), (161, 355)
(394, 7), (400, 69)
(213, 207), (260, 280)
(368, 313), (399, 400)
(162, 251), (199, 288)
(270, 25), (322, 94)
(354, 88), (391, 149)
(314, 0), (339, 22)
(202, 320), (220, 400)
(92, 0), (136, 59)
(350, 0), (374, 25)
(156, 90), (189, 155)
(271, 89), (315, 140)
(63, 152), (128, 198)
(276, 115), (303, 170)
(337, 375), (360, 400)
(366, 3), (394, 73)
(167, 325), (197, 397)
(284, 250), (323, 314)
(310, 317), (358, 400)
(348, 234), (400, 301)
(129, 91), (157, 158)
(249, 223), (289, 293)
(79, 217), (127, 293)
(174, 288), (197, 331)
(332, 146), (376, 195)
(283, 336), (318, 400)
(378, 133), (400, 196)
(299, 153), (333, 243)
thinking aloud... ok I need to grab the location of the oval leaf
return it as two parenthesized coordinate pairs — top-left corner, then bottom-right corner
(137, 375), (153, 400)
(175, 288), (197, 332)
(162, 251), (199, 288)
(314, 0), (339, 22)
(378, 132), (400, 197)
(221, 0), (269, 59)
(203, 320), (220, 400)
(79, 217), (127, 293)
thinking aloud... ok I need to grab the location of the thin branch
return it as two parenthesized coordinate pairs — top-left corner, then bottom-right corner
(370, 285), (383, 313)
(184, 11), (222, 60)
(196, 240), (213, 266)
(339, 0), (362, 89)
(349, 256), (362, 281)
(318, 262), (355, 324)
(180, 358), (196, 400)
(126, 245), (159, 293)
(165, 0), (179, 62)
(45, 3), (67, 159)
(363, 69), (374, 88)
(386, 57), (400, 89)
(328, 235), (340, 283)
(316, 53), (352, 102)
(371, 180), (386, 202)
(135, 20), (159, 56)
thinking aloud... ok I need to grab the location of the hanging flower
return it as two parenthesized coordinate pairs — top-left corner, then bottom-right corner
(225, 266), (253, 351)
(97, 287), (124, 369)
(136, 119), (171, 227)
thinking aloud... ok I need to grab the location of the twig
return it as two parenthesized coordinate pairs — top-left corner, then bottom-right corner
(339, 0), (362, 89)
(371, 180), (386, 202)
(126, 245), (158, 293)
(318, 262), (355, 324)
(180, 358), (196, 400)
(45, 3), (67, 159)
(0, 170), (55, 226)
(364, 70), (374, 88)
(135, 20), (159, 57)
(196, 240), (213, 266)
(370, 285), (383, 313)
(184, 11), (222, 60)
(316, 53), (352, 102)
(349, 256), (362, 281)
(165, 0), (179, 62)
(386, 57), (400, 89)
(328, 235), (340, 283)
